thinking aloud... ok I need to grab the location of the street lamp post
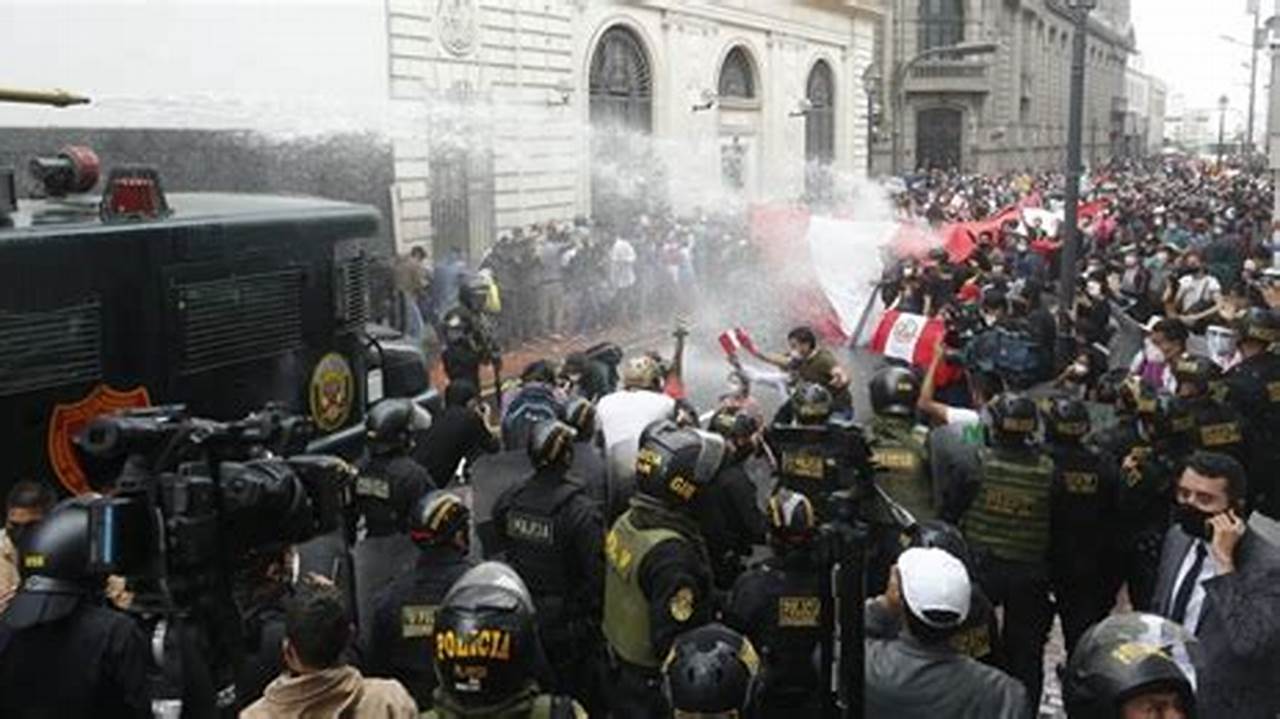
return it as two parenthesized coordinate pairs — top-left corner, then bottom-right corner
(890, 41), (998, 175)
(862, 64), (883, 175)
(1057, 0), (1096, 340)
(1219, 94), (1231, 165)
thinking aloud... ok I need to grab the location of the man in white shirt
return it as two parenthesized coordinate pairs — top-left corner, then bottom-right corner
(595, 355), (675, 520)
(1152, 452), (1280, 719)
(1173, 250), (1221, 318)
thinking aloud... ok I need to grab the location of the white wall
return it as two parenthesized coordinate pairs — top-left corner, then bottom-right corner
(388, 0), (880, 253)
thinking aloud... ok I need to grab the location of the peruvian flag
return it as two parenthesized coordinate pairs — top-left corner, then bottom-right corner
(868, 310), (963, 386)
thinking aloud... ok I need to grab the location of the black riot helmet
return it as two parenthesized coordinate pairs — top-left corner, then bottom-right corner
(365, 398), (418, 454)
(790, 382), (833, 425)
(907, 519), (973, 571)
(563, 396), (597, 439)
(1062, 612), (1198, 719)
(985, 393), (1039, 448)
(1097, 370), (1157, 418)
(1237, 306), (1280, 347)
(634, 422), (727, 511)
(433, 562), (542, 708)
(869, 366), (920, 418)
(708, 406), (760, 442)
(3, 497), (99, 629)
(409, 490), (470, 548)
(1046, 396), (1092, 444)
(765, 488), (817, 549)
(527, 419), (576, 471)
(1170, 355), (1221, 399)
(662, 623), (762, 718)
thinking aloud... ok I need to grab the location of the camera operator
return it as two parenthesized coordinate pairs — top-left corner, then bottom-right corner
(863, 547), (1027, 719)
(0, 497), (151, 718)
(0, 480), (55, 613)
(241, 583), (417, 718)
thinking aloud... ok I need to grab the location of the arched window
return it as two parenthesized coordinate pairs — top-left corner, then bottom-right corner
(718, 46), (756, 100)
(918, 0), (964, 52)
(806, 61), (835, 164)
(589, 25), (653, 132)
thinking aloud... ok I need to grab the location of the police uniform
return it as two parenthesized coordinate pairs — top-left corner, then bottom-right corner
(354, 450), (434, 646)
(766, 418), (870, 521)
(355, 452), (434, 538)
(724, 551), (824, 715)
(701, 455), (766, 591)
(1226, 348), (1280, 514)
(491, 470), (604, 704)
(1185, 395), (1248, 467)
(962, 442), (1056, 707)
(603, 506), (715, 719)
(366, 549), (476, 708)
(949, 395), (1054, 709)
(1047, 440), (1118, 654)
(1111, 398), (1194, 611)
(867, 415), (934, 522)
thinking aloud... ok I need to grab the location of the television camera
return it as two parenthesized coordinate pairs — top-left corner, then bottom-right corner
(74, 404), (358, 716)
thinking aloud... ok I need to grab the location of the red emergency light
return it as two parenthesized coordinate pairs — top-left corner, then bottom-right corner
(99, 166), (171, 222)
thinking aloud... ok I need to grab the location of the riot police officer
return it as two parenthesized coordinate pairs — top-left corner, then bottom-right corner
(426, 562), (586, 718)
(563, 396), (607, 506)
(765, 382), (874, 521)
(945, 393), (1055, 710)
(1114, 395), (1196, 610)
(1087, 371), (1155, 463)
(662, 623), (762, 719)
(442, 273), (502, 394)
(1225, 307), (1280, 514)
(1061, 613), (1198, 719)
(603, 421), (725, 719)
(866, 366), (933, 521)
(1044, 396), (1118, 655)
(0, 497), (151, 718)
(354, 398), (435, 642)
(357, 398), (436, 535)
(1170, 355), (1247, 468)
(366, 490), (476, 709)
(723, 489), (824, 715)
(490, 420), (604, 711)
(703, 406), (766, 590)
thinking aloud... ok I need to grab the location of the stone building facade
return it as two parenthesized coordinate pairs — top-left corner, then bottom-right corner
(871, 0), (1134, 174)
(385, 0), (883, 258)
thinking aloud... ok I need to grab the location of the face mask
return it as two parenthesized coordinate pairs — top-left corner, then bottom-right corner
(1172, 502), (1216, 542)
(1125, 256), (1138, 268)
(4, 522), (32, 548)
(1017, 243), (1028, 252)
(1086, 281), (1102, 298)
(1144, 339), (1164, 363)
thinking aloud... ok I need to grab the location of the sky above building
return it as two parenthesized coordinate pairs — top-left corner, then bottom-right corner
(0, 0), (389, 134)
(1131, 0), (1262, 134)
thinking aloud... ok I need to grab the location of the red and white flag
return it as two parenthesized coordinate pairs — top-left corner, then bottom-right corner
(870, 311), (940, 363)
(868, 310), (963, 385)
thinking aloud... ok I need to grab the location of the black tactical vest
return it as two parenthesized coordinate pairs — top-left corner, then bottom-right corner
(503, 476), (584, 622)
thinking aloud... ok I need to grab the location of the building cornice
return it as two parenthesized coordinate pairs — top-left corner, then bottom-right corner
(634, 1), (866, 50)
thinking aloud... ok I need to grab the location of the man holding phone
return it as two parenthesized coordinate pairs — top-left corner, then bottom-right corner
(1152, 452), (1280, 719)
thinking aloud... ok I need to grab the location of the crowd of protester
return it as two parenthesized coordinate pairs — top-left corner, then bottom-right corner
(7, 154), (1280, 719)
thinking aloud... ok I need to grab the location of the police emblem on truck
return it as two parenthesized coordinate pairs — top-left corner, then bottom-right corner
(310, 352), (354, 432)
(47, 384), (151, 495)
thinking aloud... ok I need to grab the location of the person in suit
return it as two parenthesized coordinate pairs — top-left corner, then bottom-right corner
(1152, 451), (1280, 719)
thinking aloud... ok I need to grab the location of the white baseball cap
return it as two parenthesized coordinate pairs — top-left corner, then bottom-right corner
(897, 547), (971, 628)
